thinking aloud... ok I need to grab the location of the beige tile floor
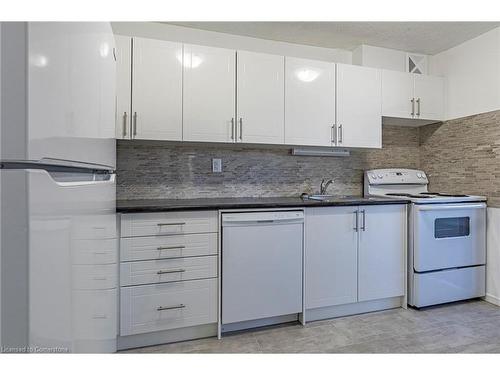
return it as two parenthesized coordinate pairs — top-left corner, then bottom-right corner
(121, 300), (500, 353)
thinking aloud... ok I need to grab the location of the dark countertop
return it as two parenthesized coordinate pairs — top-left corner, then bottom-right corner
(116, 196), (410, 213)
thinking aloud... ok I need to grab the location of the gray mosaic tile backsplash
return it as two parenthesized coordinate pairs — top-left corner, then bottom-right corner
(117, 125), (420, 200)
(419, 109), (500, 201)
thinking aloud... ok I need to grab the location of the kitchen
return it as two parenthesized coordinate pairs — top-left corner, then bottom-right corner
(2, 1), (500, 371)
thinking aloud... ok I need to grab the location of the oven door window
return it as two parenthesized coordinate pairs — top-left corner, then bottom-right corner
(434, 217), (470, 238)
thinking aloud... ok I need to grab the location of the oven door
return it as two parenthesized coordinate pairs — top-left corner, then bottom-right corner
(413, 203), (486, 272)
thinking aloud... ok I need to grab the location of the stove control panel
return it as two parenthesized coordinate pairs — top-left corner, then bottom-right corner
(365, 169), (428, 185)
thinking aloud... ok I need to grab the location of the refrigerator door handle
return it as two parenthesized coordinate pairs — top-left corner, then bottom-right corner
(0, 159), (116, 186)
(0, 158), (115, 174)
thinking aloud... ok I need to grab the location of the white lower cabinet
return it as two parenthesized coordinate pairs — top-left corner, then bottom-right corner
(305, 206), (358, 309)
(305, 204), (406, 311)
(358, 205), (406, 302)
(118, 210), (219, 340)
(120, 279), (217, 336)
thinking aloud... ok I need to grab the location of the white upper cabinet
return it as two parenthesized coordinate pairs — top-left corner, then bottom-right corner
(284, 57), (335, 147)
(336, 64), (382, 149)
(236, 51), (285, 144)
(381, 70), (414, 119)
(358, 204), (406, 302)
(414, 74), (444, 121)
(382, 70), (444, 122)
(131, 37), (183, 141)
(183, 44), (236, 143)
(115, 35), (132, 140)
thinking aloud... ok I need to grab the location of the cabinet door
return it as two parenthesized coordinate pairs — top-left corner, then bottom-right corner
(358, 204), (406, 302)
(183, 44), (236, 143)
(131, 37), (182, 141)
(336, 64), (382, 148)
(305, 207), (358, 309)
(414, 74), (444, 121)
(381, 70), (414, 119)
(284, 57), (335, 147)
(115, 35), (132, 139)
(237, 51), (284, 144)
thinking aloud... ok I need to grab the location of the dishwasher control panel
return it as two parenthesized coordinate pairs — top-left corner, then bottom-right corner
(222, 211), (304, 224)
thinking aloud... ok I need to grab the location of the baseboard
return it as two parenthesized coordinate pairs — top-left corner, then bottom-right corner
(483, 293), (500, 306)
(305, 296), (404, 322)
(117, 324), (217, 351)
(221, 314), (299, 334)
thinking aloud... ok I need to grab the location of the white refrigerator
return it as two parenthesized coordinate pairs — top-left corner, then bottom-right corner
(0, 22), (118, 353)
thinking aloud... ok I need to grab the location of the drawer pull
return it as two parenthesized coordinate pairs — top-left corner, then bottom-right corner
(157, 245), (186, 251)
(157, 304), (186, 311)
(157, 269), (186, 275)
(157, 222), (186, 227)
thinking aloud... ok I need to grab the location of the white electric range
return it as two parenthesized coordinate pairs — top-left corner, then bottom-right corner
(364, 168), (487, 308)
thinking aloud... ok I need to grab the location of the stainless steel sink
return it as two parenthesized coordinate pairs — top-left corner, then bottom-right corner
(301, 193), (354, 201)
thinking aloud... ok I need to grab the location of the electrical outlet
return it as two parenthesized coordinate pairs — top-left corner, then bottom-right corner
(212, 158), (222, 173)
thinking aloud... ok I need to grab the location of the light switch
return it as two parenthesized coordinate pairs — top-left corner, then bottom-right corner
(212, 158), (222, 173)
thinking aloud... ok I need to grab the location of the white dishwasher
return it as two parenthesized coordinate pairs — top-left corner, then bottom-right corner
(221, 211), (304, 327)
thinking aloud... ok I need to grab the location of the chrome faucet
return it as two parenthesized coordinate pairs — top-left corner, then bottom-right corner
(320, 179), (334, 195)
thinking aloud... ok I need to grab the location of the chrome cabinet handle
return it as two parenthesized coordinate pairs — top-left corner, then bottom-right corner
(133, 112), (137, 137)
(157, 269), (186, 275)
(157, 304), (185, 311)
(157, 222), (186, 226)
(157, 245), (186, 251)
(122, 112), (128, 138)
(411, 98), (415, 117)
(231, 118), (235, 140)
(239, 118), (243, 141)
(416, 98), (421, 117)
(338, 124), (343, 144)
(331, 124), (336, 144)
(360, 209), (366, 231)
(354, 210), (359, 232)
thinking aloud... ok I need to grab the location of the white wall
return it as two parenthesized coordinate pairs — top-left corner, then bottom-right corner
(486, 207), (500, 306)
(352, 44), (410, 72)
(111, 22), (352, 64)
(429, 27), (500, 120)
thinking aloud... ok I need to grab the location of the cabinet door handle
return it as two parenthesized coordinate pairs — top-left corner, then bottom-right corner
(133, 111), (137, 137)
(231, 118), (235, 140)
(353, 210), (359, 232)
(157, 222), (186, 226)
(331, 124), (336, 144)
(157, 245), (186, 251)
(157, 269), (186, 275)
(416, 98), (421, 117)
(122, 112), (128, 138)
(239, 118), (243, 141)
(338, 124), (343, 144)
(360, 209), (366, 231)
(411, 98), (415, 117)
(157, 304), (185, 311)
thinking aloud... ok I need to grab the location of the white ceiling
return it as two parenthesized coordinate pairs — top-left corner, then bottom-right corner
(168, 22), (500, 55)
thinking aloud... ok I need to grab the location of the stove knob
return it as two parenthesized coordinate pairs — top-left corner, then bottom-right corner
(416, 173), (422, 178)
(370, 174), (377, 179)
(377, 174), (383, 179)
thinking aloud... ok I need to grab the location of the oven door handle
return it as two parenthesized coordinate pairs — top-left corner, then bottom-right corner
(417, 203), (486, 211)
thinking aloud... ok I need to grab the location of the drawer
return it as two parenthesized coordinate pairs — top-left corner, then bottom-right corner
(73, 288), (118, 340)
(120, 255), (217, 287)
(72, 264), (118, 290)
(120, 233), (217, 262)
(120, 211), (217, 237)
(120, 278), (217, 336)
(73, 238), (118, 265)
(72, 214), (117, 240)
